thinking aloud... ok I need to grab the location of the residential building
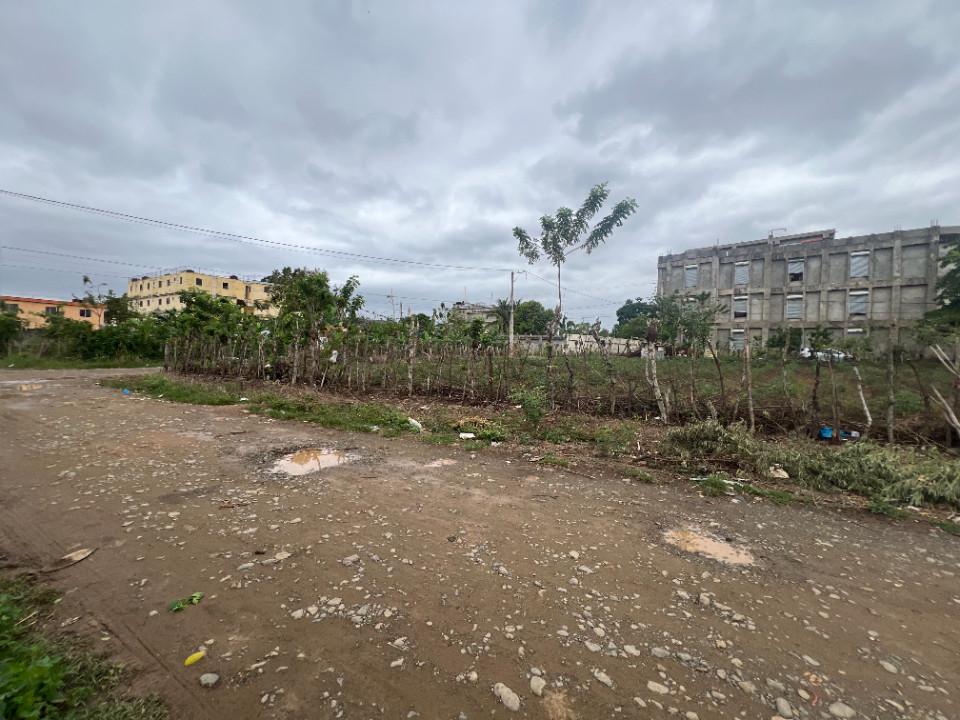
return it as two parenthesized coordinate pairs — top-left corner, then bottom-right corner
(449, 301), (498, 325)
(1, 295), (105, 329)
(657, 224), (958, 350)
(127, 270), (277, 316)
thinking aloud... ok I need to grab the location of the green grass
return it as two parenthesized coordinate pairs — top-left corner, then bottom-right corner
(742, 483), (797, 505)
(2, 354), (158, 370)
(0, 576), (166, 719)
(694, 471), (731, 497)
(936, 519), (960, 536)
(103, 375), (414, 435)
(618, 465), (657, 483)
(538, 454), (570, 468)
(866, 497), (910, 519)
(664, 421), (960, 510)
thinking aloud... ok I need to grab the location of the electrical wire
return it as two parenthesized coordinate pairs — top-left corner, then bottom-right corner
(0, 188), (513, 273)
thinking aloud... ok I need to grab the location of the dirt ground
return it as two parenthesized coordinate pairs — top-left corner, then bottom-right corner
(1, 369), (957, 720)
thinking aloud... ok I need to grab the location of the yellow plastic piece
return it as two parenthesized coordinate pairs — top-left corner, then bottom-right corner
(184, 650), (206, 666)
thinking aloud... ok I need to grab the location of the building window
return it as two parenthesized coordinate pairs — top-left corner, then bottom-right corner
(684, 265), (698, 288)
(44, 306), (60, 315)
(733, 296), (748, 319)
(195, 278), (203, 286)
(222, 282), (229, 289)
(850, 251), (869, 278)
(139, 284), (143, 291)
(788, 258), (804, 282)
(785, 294), (803, 320)
(730, 330), (745, 351)
(166, 297), (171, 305)
(3, 303), (19, 313)
(167, 279), (171, 286)
(139, 300), (143, 307)
(734, 262), (749, 286)
(848, 290), (869, 317)
(847, 328), (865, 336)
(79, 308), (92, 318)
(179, 276), (183, 284)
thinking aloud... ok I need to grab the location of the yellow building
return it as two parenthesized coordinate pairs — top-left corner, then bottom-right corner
(1, 295), (106, 329)
(127, 270), (276, 316)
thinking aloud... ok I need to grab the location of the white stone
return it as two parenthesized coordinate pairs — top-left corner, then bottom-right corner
(828, 702), (856, 718)
(592, 669), (613, 688)
(530, 676), (546, 696)
(493, 683), (521, 711)
(647, 680), (670, 695)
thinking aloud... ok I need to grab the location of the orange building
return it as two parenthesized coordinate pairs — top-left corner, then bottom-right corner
(0, 295), (105, 329)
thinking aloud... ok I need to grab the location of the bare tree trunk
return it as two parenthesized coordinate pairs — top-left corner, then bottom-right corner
(780, 339), (791, 410)
(648, 345), (668, 422)
(707, 340), (726, 416)
(745, 341), (755, 433)
(407, 319), (417, 396)
(886, 340), (896, 443)
(828, 356), (840, 442)
(810, 357), (822, 435)
(852, 362), (872, 438)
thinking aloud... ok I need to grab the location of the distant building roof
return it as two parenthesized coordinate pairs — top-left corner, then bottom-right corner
(0, 295), (103, 308)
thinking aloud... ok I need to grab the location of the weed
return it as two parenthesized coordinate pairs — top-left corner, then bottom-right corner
(664, 421), (960, 509)
(2, 354), (157, 370)
(742, 484), (796, 505)
(866, 497), (909, 519)
(0, 576), (166, 719)
(935, 519), (960, 536)
(509, 386), (546, 424)
(102, 375), (238, 405)
(423, 433), (458, 445)
(620, 466), (657, 483)
(695, 472), (731, 497)
(539, 454), (569, 468)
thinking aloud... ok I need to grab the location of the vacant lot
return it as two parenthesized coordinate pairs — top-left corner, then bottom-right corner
(1, 369), (957, 720)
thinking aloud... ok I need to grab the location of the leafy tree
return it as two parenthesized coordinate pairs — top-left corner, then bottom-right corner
(0, 300), (23, 354)
(513, 183), (638, 321)
(613, 297), (655, 338)
(513, 300), (554, 335)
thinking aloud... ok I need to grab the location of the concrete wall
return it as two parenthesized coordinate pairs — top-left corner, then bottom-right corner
(657, 225), (957, 350)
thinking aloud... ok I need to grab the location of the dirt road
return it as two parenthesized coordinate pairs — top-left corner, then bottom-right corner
(1, 369), (957, 720)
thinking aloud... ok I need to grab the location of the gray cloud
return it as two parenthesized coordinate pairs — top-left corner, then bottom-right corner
(1, 0), (958, 324)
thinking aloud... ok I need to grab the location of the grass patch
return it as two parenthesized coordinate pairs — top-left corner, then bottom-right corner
(664, 421), (960, 509)
(742, 483), (797, 505)
(538, 454), (570, 468)
(695, 471), (731, 497)
(0, 576), (166, 719)
(935, 519), (960, 536)
(866, 497), (910, 519)
(619, 466), (657, 483)
(2, 354), (158, 370)
(103, 375), (239, 405)
(104, 374), (414, 435)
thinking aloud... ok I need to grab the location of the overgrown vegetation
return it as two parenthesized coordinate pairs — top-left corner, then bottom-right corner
(0, 576), (166, 719)
(664, 421), (960, 509)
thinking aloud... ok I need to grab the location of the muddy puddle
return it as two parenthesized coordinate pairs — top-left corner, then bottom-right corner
(664, 528), (755, 566)
(271, 448), (354, 476)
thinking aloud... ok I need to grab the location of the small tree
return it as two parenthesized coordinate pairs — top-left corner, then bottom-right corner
(513, 183), (638, 322)
(0, 300), (23, 355)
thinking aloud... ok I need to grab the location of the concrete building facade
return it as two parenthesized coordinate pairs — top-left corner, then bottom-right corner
(657, 225), (958, 350)
(127, 270), (276, 316)
(1, 295), (105, 329)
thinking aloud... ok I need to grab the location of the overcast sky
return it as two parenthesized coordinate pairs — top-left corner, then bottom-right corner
(1, 1), (958, 325)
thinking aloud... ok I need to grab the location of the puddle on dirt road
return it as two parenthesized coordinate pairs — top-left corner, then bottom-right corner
(664, 528), (755, 566)
(271, 448), (353, 476)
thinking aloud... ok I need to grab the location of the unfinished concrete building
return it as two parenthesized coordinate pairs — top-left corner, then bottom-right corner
(657, 224), (958, 350)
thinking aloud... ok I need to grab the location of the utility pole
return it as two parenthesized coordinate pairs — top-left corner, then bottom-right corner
(508, 270), (515, 357)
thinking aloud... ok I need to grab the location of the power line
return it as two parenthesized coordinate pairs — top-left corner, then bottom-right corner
(1, 245), (163, 271)
(0, 188), (513, 273)
(0, 262), (132, 281)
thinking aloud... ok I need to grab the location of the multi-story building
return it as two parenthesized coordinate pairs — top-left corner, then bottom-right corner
(1, 295), (105, 329)
(449, 301), (498, 325)
(127, 270), (277, 316)
(657, 224), (958, 350)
